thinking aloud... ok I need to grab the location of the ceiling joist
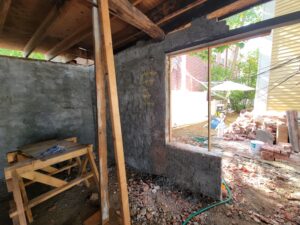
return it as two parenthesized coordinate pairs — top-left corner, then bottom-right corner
(0, 0), (12, 33)
(46, 26), (92, 61)
(114, 0), (208, 50)
(108, 0), (165, 40)
(207, 0), (266, 20)
(23, 1), (73, 58)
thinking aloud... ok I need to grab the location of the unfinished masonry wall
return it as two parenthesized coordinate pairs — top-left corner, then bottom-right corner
(113, 18), (229, 199)
(0, 57), (96, 177)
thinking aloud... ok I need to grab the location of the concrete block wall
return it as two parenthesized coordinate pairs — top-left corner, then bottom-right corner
(112, 17), (229, 199)
(0, 57), (96, 177)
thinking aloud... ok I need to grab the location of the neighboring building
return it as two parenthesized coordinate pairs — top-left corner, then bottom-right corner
(254, 0), (300, 114)
(171, 54), (208, 91)
(267, 0), (300, 111)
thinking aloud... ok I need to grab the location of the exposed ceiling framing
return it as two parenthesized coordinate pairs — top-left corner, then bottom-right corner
(0, 0), (272, 63)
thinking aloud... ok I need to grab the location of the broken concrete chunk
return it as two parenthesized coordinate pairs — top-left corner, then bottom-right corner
(256, 130), (274, 145)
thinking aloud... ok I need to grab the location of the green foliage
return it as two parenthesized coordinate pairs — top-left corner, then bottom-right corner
(29, 52), (45, 60)
(190, 6), (263, 112)
(0, 48), (45, 60)
(229, 50), (259, 111)
(211, 64), (232, 81)
(226, 6), (263, 29)
(0, 48), (23, 57)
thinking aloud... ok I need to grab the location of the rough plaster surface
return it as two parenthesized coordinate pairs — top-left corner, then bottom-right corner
(112, 18), (229, 199)
(0, 18), (228, 200)
(0, 57), (96, 178)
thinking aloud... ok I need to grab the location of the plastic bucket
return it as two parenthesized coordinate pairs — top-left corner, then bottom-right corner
(250, 140), (264, 154)
(211, 118), (220, 129)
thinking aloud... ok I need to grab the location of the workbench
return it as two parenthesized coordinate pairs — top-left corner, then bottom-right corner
(4, 137), (99, 225)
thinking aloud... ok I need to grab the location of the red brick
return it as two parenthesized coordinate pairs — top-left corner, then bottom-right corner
(261, 151), (275, 161)
(274, 152), (289, 161)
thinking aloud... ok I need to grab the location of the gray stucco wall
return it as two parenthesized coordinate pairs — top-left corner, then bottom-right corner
(0, 18), (228, 200)
(113, 18), (229, 199)
(0, 57), (96, 177)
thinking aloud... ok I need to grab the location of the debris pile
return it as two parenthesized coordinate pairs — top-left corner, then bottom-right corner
(223, 111), (257, 141)
(105, 159), (300, 225)
(223, 110), (287, 142)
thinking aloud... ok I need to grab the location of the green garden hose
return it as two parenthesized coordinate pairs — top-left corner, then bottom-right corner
(182, 179), (232, 225)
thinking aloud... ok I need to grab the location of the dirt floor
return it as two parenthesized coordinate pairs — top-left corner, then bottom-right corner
(1, 151), (300, 225)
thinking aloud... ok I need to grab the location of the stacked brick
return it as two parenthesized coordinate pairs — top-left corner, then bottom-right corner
(260, 143), (292, 161)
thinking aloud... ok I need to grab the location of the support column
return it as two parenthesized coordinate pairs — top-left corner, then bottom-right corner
(208, 48), (212, 151)
(92, 1), (110, 223)
(96, 0), (131, 224)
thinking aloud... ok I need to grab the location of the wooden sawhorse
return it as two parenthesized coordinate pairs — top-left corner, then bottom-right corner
(4, 137), (100, 225)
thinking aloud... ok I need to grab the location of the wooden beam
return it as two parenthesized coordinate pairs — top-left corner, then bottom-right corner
(0, 0), (11, 32)
(96, 0), (131, 224)
(114, 0), (207, 49)
(92, 0), (110, 223)
(207, 0), (263, 19)
(109, 0), (165, 40)
(167, 11), (300, 54)
(45, 26), (92, 61)
(23, 5), (61, 58)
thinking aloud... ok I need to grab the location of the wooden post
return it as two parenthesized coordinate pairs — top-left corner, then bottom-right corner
(92, 0), (110, 223)
(96, 0), (131, 224)
(207, 47), (212, 151)
(286, 110), (299, 152)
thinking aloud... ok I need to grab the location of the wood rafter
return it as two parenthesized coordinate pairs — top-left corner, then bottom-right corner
(207, 0), (265, 19)
(23, 1), (73, 58)
(114, 0), (207, 49)
(0, 0), (12, 32)
(52, 0), (154, 60)
(46, 26), (92, 61)
(109, 0), (165, 40)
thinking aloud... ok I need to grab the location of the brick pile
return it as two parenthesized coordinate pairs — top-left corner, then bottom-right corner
(260, 143), (292, 161)
(223, 111), (257, 141)
(223, 110), (286, 142)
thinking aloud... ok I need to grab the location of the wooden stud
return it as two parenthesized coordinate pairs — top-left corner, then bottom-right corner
(207, 47), (212, 151)
(96, 0), (131, 224)
(92, 1), (110, 223)
(11, 171), (27, 225)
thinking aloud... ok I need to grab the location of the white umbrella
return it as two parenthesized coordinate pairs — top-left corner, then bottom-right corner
(212, 81), (255, 91)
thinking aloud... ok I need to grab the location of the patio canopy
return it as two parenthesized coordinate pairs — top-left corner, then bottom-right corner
(212, 81), (255, 91)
